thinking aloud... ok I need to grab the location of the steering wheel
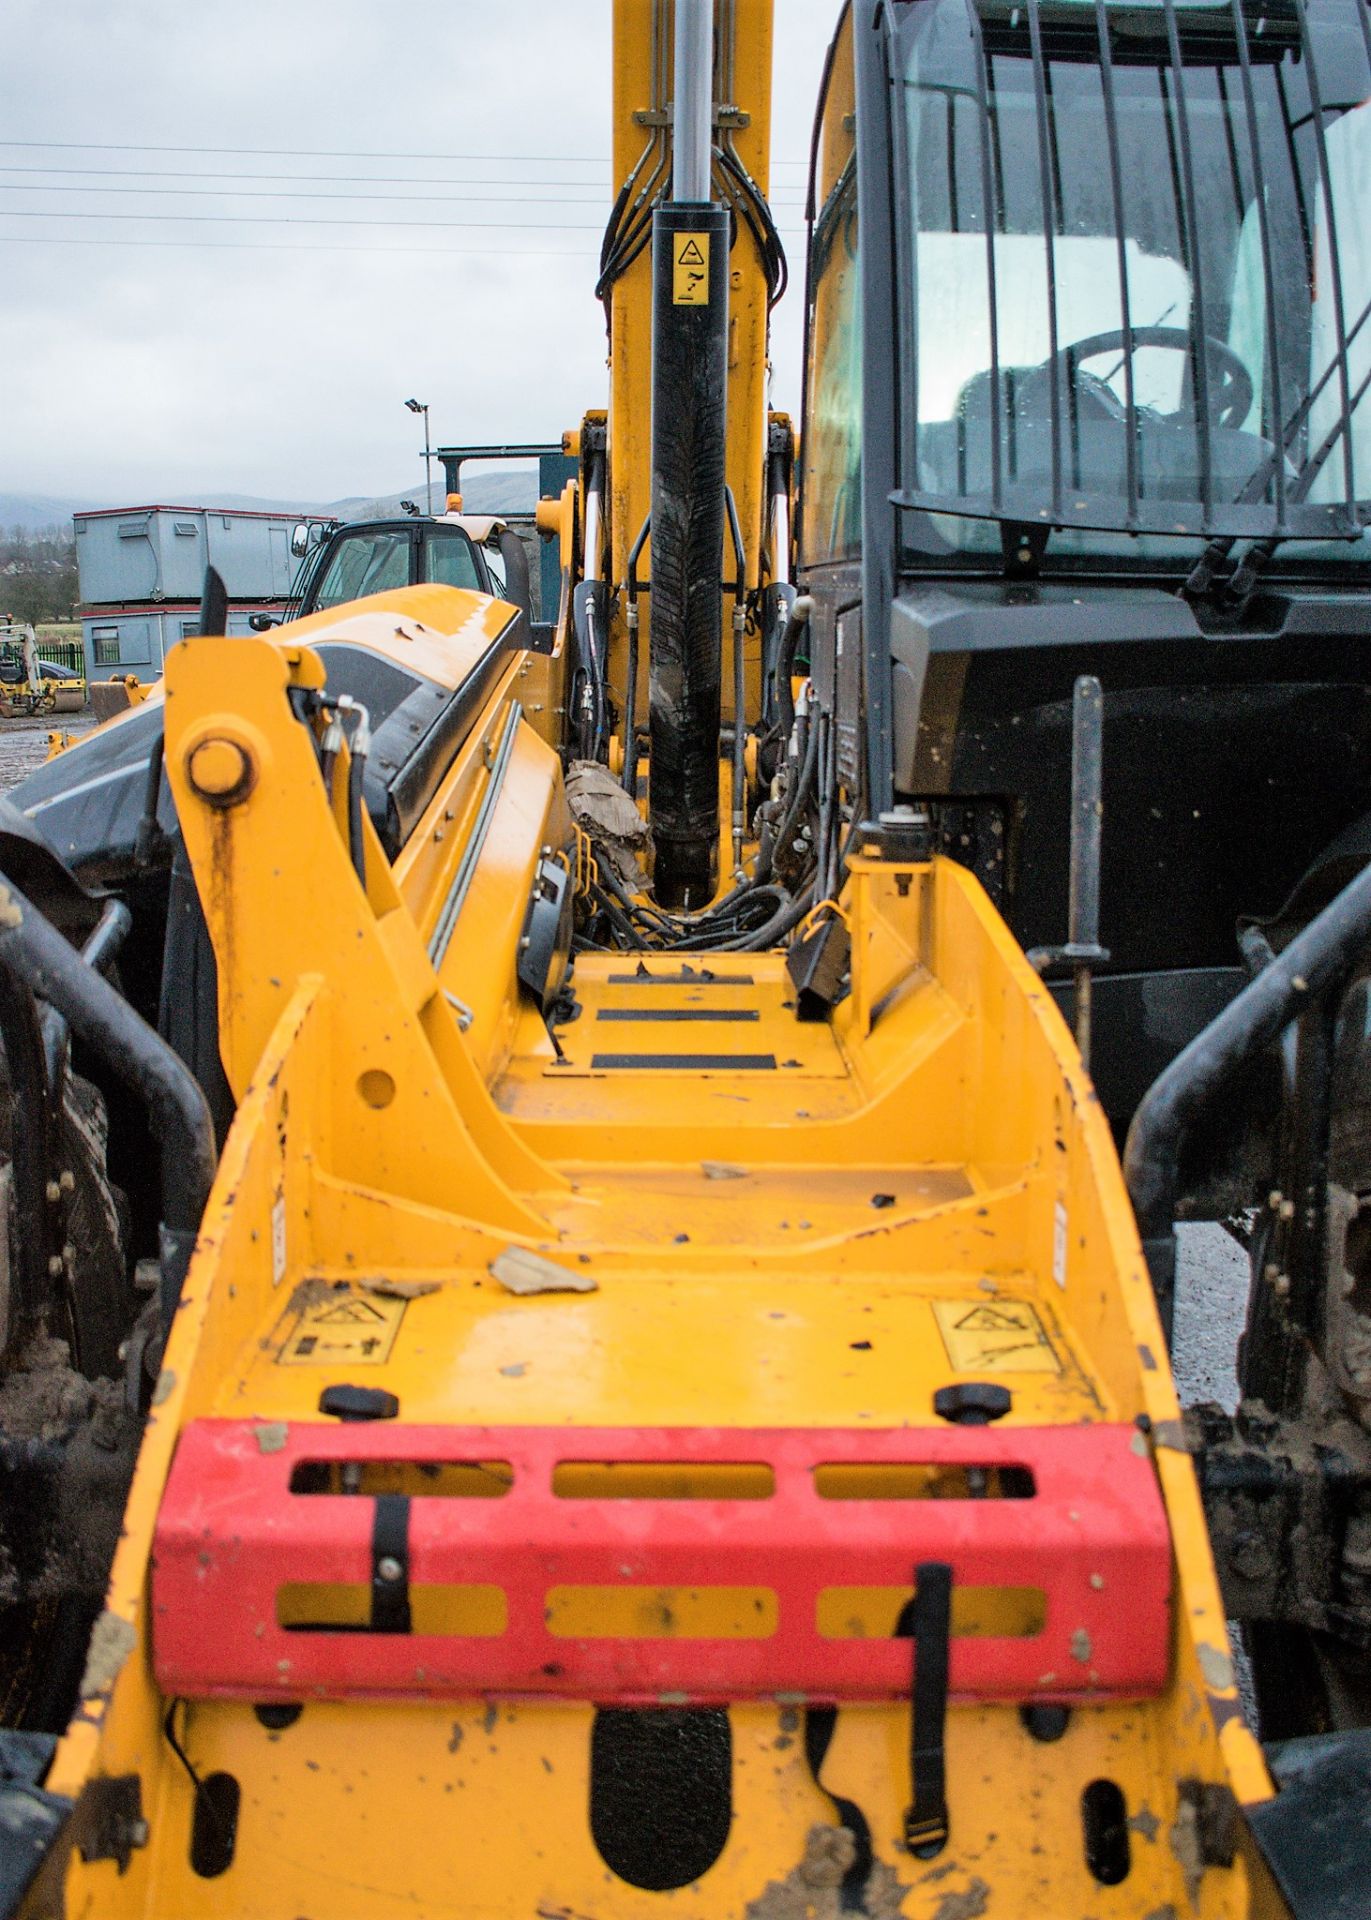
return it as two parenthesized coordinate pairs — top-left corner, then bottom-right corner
(1045, 326), (1254, 431)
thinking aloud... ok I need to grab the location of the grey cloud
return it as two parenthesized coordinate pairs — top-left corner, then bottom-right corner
(1, 1), (833, 503)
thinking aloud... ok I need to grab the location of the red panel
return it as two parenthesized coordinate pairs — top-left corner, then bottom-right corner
(151, 1421), (1171, 1705)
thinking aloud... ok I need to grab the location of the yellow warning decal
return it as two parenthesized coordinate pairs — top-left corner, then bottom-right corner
(274, 1288), (405, 1366)
(673, 231), (710, 305)
(931, 1298), (1060, 1374)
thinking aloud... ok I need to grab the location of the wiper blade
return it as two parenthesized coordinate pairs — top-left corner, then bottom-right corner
(1184, 289), (1371, 601)
(1219, 371), (1371, 604)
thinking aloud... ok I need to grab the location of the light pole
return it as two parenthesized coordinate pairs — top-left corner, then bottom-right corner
(404, 398), (433, 514)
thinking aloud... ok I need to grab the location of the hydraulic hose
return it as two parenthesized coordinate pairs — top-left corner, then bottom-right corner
(773, 595), (813, 742)
(347, 747), (367, 886)
(759, 705), (821, 886)
(731, 882), (817, 953)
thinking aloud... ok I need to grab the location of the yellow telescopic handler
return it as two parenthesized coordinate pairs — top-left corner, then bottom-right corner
(3, 2), (1371, 1915)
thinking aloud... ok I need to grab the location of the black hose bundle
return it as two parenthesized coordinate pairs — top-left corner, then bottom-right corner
(713, 139), (787, 309)
(596, 137), (670, 321)
(596, 139), (788, 325)
(572, 690), (828, 958)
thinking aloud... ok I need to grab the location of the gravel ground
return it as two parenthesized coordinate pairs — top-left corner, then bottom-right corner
(1174, 1222), (1248, 1412)
(1172, 1222), (1260, 1724)
(0, 711), (99, 798)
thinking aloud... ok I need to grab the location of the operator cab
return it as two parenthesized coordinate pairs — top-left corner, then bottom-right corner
(802, 0), (1371, 1134)
(297, 517), (494, 614)
(253, 511), (533, 633)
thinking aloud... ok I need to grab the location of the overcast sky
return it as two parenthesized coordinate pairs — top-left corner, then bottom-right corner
(0, 1), (835, 506)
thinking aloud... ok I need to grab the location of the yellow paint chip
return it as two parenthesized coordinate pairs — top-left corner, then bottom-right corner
(673, 230), (710, 304)
(931, 1298), (1060, 1373)
(275, 1287), (405, 1366)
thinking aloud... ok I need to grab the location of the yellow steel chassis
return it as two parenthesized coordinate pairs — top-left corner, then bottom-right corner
(30, 592), (1283, 1918)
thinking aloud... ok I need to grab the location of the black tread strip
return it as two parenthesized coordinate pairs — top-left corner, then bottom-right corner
(589, 1053), (777, 1070)
(606, 972), (757, 986)
(594, 1008), (760, 1023)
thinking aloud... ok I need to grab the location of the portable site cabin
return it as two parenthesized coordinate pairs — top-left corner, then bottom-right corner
(75, 505), (338, 676)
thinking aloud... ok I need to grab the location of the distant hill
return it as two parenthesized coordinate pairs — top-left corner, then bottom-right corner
(327, 471), (538, 519)
(0, 493), (111, 533)
(0, 469), (540, 534)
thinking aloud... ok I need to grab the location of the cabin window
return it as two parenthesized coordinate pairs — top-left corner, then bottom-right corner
(803, 8), (862, 565)
(314, 530), (413, 610)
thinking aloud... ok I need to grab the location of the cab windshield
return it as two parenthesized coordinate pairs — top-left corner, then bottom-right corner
(314, 529), (411, 610)
(895, 0), (1371, 572)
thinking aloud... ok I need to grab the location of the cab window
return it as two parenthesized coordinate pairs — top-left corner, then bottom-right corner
(314, 530), (412, 610)
(423, 528), (484, 592)
(803, 8), (862, 565)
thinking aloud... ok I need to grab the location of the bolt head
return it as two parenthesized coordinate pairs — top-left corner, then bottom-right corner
(187, 736), (253, 806)
(376, 1556), (404, 1583)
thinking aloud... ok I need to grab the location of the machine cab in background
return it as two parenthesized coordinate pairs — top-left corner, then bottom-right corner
(297, 518), (493, 615)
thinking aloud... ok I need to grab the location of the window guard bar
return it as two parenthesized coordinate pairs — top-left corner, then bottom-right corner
(1230, 0), (1287, 525)
(1094, 0), (1142, 527)
(965, 3), (1006, 514)
(1293, 0), (1357, 509)
(1275, 63), (1315, 291)
(1161, 0), (1217, 526)
(1026, 0), (1064, 524)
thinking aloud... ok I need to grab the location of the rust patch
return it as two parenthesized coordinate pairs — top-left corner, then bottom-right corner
(1169, 1797), (1204, 1907)
(285, 1276), (336, 1315)
(931, 1881), (991, 1920)
(78, 1610), (137, 1700)
(1196, 1642), (1235, 1691)
(745, 1825), (910, 1920)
